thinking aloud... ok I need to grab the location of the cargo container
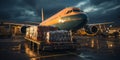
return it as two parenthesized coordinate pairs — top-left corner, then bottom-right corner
(46, 30), (72, 44)
(25, 26), (58, 41)
(25, 26), (78, 52)
(0, 24), (12, 38)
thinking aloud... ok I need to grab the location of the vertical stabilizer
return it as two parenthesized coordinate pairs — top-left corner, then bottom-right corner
(41, 8), (44, 22)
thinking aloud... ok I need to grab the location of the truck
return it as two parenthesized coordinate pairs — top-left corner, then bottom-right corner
(25, 26), (78, 52)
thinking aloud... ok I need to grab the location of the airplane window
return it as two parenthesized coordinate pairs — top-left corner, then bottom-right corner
(73, 9), (80, 12)
(66, 10), (72, 14)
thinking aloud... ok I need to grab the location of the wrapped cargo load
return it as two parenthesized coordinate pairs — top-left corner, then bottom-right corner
(25, 27), (78, 51)
(25, 27), (30, 38)
(25, 26), (58, 41)
(46, 30), (73, 44)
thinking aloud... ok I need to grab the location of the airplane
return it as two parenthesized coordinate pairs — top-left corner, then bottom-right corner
(0, 7), (113, 35)
(40, 7), (88, 31)
(39, 7), (113, 34)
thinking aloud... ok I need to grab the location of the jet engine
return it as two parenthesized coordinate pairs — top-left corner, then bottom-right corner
(21, 26), (28, 34)
(85, 25), (98, 34)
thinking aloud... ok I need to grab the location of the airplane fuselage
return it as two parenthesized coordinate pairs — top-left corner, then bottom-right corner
(40, 7), (88, 31)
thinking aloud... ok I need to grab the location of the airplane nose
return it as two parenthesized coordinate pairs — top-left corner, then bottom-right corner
(61, 13), (88, 21)
(70, 13), (88, 23)
(71, 13), (88, 31)
(80, 13), (88, 24)
(59, 13), (88, 30)
(79, 14), (88, 20)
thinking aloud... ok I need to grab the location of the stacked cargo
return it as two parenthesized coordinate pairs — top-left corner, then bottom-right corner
(25, 26), (58, 41)
(25, 26), (78, 51)
(46, 30), (72, 44)
(25, 27), (30, 38)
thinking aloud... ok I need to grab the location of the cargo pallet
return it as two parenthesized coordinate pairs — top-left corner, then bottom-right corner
(25, 37), (78, 53)
(25, 37), (42, 53)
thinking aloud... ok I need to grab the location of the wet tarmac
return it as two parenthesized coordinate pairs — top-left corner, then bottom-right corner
(0, 36), (120, 60)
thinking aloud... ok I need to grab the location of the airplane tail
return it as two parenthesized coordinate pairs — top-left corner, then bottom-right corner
(41, 8), (44, 22)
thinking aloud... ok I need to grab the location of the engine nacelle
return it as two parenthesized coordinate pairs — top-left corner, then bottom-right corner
(21, 26), (28, 34)
(85, 25), (98, 34)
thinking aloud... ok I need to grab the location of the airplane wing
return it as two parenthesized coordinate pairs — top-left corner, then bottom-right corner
(24, 21), (40, 25)
(0, 21), (40, 34)
(88, 22), (114, 26)
(1, 21), (39, 26)
(83, 22), (114, 34)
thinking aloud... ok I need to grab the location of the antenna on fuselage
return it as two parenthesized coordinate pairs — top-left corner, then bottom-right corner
(41, 8), (44, 22)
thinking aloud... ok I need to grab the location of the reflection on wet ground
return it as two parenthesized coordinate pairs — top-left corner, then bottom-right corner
(0, 36), (120, 60)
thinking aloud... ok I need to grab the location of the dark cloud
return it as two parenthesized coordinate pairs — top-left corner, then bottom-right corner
(0, 0), (120, 26)
(0, 0), (38, 22)
(74, 0), (120, 25)
(90, 0), (120, 6)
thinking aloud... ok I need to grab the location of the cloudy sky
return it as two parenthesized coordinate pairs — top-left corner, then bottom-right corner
(0, 0), (120, 26)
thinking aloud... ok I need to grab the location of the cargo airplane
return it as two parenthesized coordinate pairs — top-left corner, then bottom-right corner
(39, 7), (113, 34)
(0, 7), (113, 35)
(40, 7), (87, 31)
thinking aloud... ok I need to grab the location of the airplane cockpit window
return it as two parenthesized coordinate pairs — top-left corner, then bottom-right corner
(73, 9), (80, 12)
(66, 10), (72, 14)
(66, 9), (82, 14)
